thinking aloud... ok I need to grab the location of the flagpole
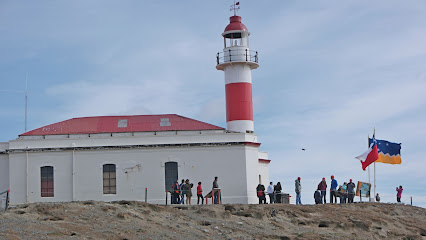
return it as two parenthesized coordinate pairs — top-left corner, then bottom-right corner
(368, 134), (370, 185)
(373, 128), (376, 202)
(374, 162), (376, 200)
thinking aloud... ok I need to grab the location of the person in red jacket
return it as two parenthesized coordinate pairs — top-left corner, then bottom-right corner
(318, 178), (327, 204)
(197, 182), (204, 204)
(396, 186), (403, 203)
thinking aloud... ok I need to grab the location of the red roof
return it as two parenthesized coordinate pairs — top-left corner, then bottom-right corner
(224, 16), (248, 32)
(20, 114), (224, 136)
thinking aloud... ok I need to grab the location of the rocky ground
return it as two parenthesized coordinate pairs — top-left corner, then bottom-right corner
(0, 201), (425, 240)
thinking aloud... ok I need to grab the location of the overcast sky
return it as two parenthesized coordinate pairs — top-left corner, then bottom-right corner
(1, 1), (425, 207)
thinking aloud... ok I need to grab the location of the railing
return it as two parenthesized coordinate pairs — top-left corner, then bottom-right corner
(217, 48), (258, 65)
(0, 189), (10, 211)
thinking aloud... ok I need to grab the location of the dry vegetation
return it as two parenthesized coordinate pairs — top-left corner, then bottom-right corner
(0, 201), (425, 239)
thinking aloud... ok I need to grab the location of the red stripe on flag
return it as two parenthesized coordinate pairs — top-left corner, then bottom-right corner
(361, 144), (379, 170)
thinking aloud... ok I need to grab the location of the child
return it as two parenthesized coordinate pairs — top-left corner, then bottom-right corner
(314, 189), (322, 204)
(197, 182), (204, 204)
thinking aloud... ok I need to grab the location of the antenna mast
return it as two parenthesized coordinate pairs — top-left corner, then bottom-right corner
(25, 72), (28, 132)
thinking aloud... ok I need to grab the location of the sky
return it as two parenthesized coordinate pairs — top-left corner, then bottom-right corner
(1, 1), (425, 207)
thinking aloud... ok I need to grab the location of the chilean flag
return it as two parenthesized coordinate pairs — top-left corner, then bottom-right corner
(356, 134), (379, 171)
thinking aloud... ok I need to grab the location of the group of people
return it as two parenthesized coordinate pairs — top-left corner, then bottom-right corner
(313, 176), (357, 204)
(171, 179), (203, 205)
(172, 176), (404, 205)
(256, 182), (282, 204)
(171, 176), (221, 205)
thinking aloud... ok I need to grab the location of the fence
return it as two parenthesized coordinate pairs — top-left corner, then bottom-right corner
(216, 49), (258, 65)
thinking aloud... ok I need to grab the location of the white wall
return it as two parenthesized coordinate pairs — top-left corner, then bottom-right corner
(0, 154), (9, 192)
(8, 144), (261, 205)
(8, 153), (26, 203)
(245, 146), (263, 204)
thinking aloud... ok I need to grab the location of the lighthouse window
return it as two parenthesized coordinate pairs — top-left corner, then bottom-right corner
(103, 164), (116, 194)
(41, 166), (54, 197)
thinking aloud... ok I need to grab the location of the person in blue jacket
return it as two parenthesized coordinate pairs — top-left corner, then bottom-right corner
(330, 175), (338, 204)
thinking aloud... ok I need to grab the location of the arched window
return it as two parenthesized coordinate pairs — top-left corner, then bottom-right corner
(103, 164), (116, 194)
(41, 166), (54, 197)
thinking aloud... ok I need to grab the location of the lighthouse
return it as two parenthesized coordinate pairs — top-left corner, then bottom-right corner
(216, 4), (259, 133)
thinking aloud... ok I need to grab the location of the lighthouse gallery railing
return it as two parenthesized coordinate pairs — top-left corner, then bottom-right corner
(216, 49), (258, 65)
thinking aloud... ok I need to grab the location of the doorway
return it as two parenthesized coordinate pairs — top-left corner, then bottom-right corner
(165, 162), (178, 192)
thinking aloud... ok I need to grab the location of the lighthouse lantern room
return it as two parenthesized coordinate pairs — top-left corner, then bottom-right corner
(216, 4), (259, 134)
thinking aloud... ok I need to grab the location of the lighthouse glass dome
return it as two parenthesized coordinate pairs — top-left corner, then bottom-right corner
(223, 31), (249, 48)
(216, 15), (258, 69)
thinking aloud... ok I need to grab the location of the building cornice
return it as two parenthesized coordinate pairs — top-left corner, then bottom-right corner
(5, 141), (261, 153)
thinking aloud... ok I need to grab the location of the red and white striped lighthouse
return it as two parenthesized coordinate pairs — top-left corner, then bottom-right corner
(216, 9), (259, 133)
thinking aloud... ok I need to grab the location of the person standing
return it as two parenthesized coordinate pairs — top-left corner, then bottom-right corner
(337, 185), (344, 203)
(197, 182), (204, 204)
(213, 176), (220, 204)
(179, 179), (185, 204)
(274, 182), (282, 203)
(347, 179), (356, 203)
(267, 182), (274, 204)
(184, 179), (193, 205)
(396, 186), (403, 203)
(330, 175), (338, 204)
(295, 177), (302, 205)
(172, 180), (180, 204)
(256, 184), (266, 204)
(342, 182), (348, 203)
(318, 178), (327, 204)
(376, 193), (381, 202)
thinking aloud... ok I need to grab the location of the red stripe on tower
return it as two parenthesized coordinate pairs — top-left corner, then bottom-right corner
(225, 83), (253, 122)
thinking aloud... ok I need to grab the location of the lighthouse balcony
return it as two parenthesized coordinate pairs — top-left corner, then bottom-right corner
(216, 47), (259, 71)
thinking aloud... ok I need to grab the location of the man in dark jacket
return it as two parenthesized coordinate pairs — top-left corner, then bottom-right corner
(274, 182), (282, 203)
(347, 179), (356, 203)
(213, 176), (220, 204)
(172, 180), (180, 204)
(179, 179), (185, 204)
(256, 184), (266, 204)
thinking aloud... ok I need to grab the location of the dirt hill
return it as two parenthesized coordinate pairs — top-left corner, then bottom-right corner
(0, 201), (425, 240)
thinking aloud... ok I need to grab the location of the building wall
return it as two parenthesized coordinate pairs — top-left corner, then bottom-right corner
(0, 154), (9, 192)
(258, 161), (270, 188)
(8, 144), (259, 205)
(8, 153), (26, 203)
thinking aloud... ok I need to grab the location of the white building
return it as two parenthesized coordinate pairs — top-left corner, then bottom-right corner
(0, 12), (270, 205)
